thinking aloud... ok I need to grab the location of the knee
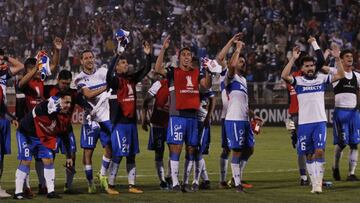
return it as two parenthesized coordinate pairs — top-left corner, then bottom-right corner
(314, 149), (325, 159)
(126, 155), (135, 165)
(349, 144), (358, 150)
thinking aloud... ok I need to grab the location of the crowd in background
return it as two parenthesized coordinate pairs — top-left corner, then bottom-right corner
(1, 0), (360, 92)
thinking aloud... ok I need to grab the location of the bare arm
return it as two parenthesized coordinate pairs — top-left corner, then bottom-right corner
(81, 86), (107, 100)
(216, 33), (241, 67)
(155, 36), (170, 76)
(5, 56), (24, 76)
(228, 41), (244, 78)
(18, 66), (38, 88)
(330, 44), (345, 82)
(50, 37), (63, 72)
(281, 47), (301, 83)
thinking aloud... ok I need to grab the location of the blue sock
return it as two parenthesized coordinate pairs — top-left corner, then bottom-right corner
(84, 165), (93, 184)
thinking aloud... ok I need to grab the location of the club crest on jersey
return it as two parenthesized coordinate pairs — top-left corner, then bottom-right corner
(186, 76), (194, 88)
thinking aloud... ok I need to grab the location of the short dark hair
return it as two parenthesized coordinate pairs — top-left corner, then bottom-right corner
(24, 58), (37, 69)
(58, 69), (72, 80)
(300, 56), (314, 66)
(179, 47), (191, 55)
(0, 49), (4, 56)
(55, 90), (72, 98)
(80, 50), (94, 59)
(340, 49), (353, 58)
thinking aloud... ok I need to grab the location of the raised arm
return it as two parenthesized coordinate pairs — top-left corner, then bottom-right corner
(330, 44), (345, 82)
(50, 37), (63, 72)
(155, 36), (170, 76)
(131, 41), (153, 83)
(281, 46), (301, 83)
(106, 54), (120, 90)
(228, 40), (244, 78)
(216, 33), (242, 67)
(0, 55), (24, 76)
(308, 36), (325, 72)
(18, 64), (38, 88)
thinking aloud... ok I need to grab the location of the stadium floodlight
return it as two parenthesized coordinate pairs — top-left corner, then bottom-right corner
(115, 6), (119, 10)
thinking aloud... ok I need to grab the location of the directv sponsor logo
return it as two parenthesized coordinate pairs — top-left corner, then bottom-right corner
(302, 85), (322, 92)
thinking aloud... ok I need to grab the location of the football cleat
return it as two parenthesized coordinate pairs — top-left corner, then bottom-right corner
(128, 185), (143, 194)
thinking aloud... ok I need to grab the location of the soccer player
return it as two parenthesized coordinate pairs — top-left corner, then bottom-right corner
(0, 50), (23, 198)
(106, 41), (152, 194)
(74, 50), (113, 194)
(192, 86), (215, 191)
(215, 33), (242, 189)
(224, 40), (260, 193)
(285, 36), (326, 186)
(17, 37), (62, 195)
(332, 49), (360, 181)
(141, 75), (170, 190)
(154, 36), (212, 192)
(14, 91), (73, 199)
(44, 70), (90, 193)
(281, 45), (345, 193)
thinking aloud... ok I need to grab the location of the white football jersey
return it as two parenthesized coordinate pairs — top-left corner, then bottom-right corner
(224, 73), (249, 121)
(292, 73), (332, 125)
(74, 67), (109, 122)
(220, 68), (228, 119)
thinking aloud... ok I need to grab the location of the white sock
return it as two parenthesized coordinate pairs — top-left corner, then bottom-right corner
(108, 162), (120, 186)
(170, 160), (179, 187)
(183, 159), (194, 185)
(230, 163), (241, 186)
(126, 163), (136, 185)
(333, 145), (343, 169)
(239, 160), (248, 181)
(155, 161), (165, 182)
(220, 158), (228, 182)
(35, 160), (46, 186)
(25, 173), (30, 188)
(349, 149), (358, 175)
(100, 156), (111, 176)
(15, 165), (29, 194)
(315, 160), (325, 187)
(306, 161), (316, 189)
(193, 159), (204, 185)
(44, 165), (55, 193)
(200, 159), (209, 181)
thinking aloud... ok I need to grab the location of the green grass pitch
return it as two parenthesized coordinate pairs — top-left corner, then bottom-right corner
(1, 125), (359, 203)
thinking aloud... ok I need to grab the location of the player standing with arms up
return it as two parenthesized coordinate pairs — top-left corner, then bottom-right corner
(155, 36), (212, 191)
(281, 45), (345, 193)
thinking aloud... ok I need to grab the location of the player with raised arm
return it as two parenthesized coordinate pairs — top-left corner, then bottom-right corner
(285, 36), (327, 186)
(155, 36), (212, 192)
(331, 49), (360, 181)
(281, 44), (345, 193)
(14, 91), (73, 199)
(140, 74), (170, 190)
(215, 33), (242, 189)
(17, 37), (62, 195)
(0, 49), (23, 198)
(106, 41), (152, 194)
(74, 49), (113, 194)
(224, 40), (261, 193)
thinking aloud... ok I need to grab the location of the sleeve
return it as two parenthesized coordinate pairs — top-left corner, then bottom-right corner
(106, 55), (120, 90)
(131, 54), (152, 83)
(208, 91), (215, 98)
(74, 76), (87, 92)
(148, 81), (162, 96)
(320, 73), (332, 84)
(290, 76), (296, 86)
(355, 72), (360, 88)
(220, 67), (228, 76)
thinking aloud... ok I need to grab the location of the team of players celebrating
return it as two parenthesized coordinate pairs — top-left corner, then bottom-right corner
(0, 31), (358, 199)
